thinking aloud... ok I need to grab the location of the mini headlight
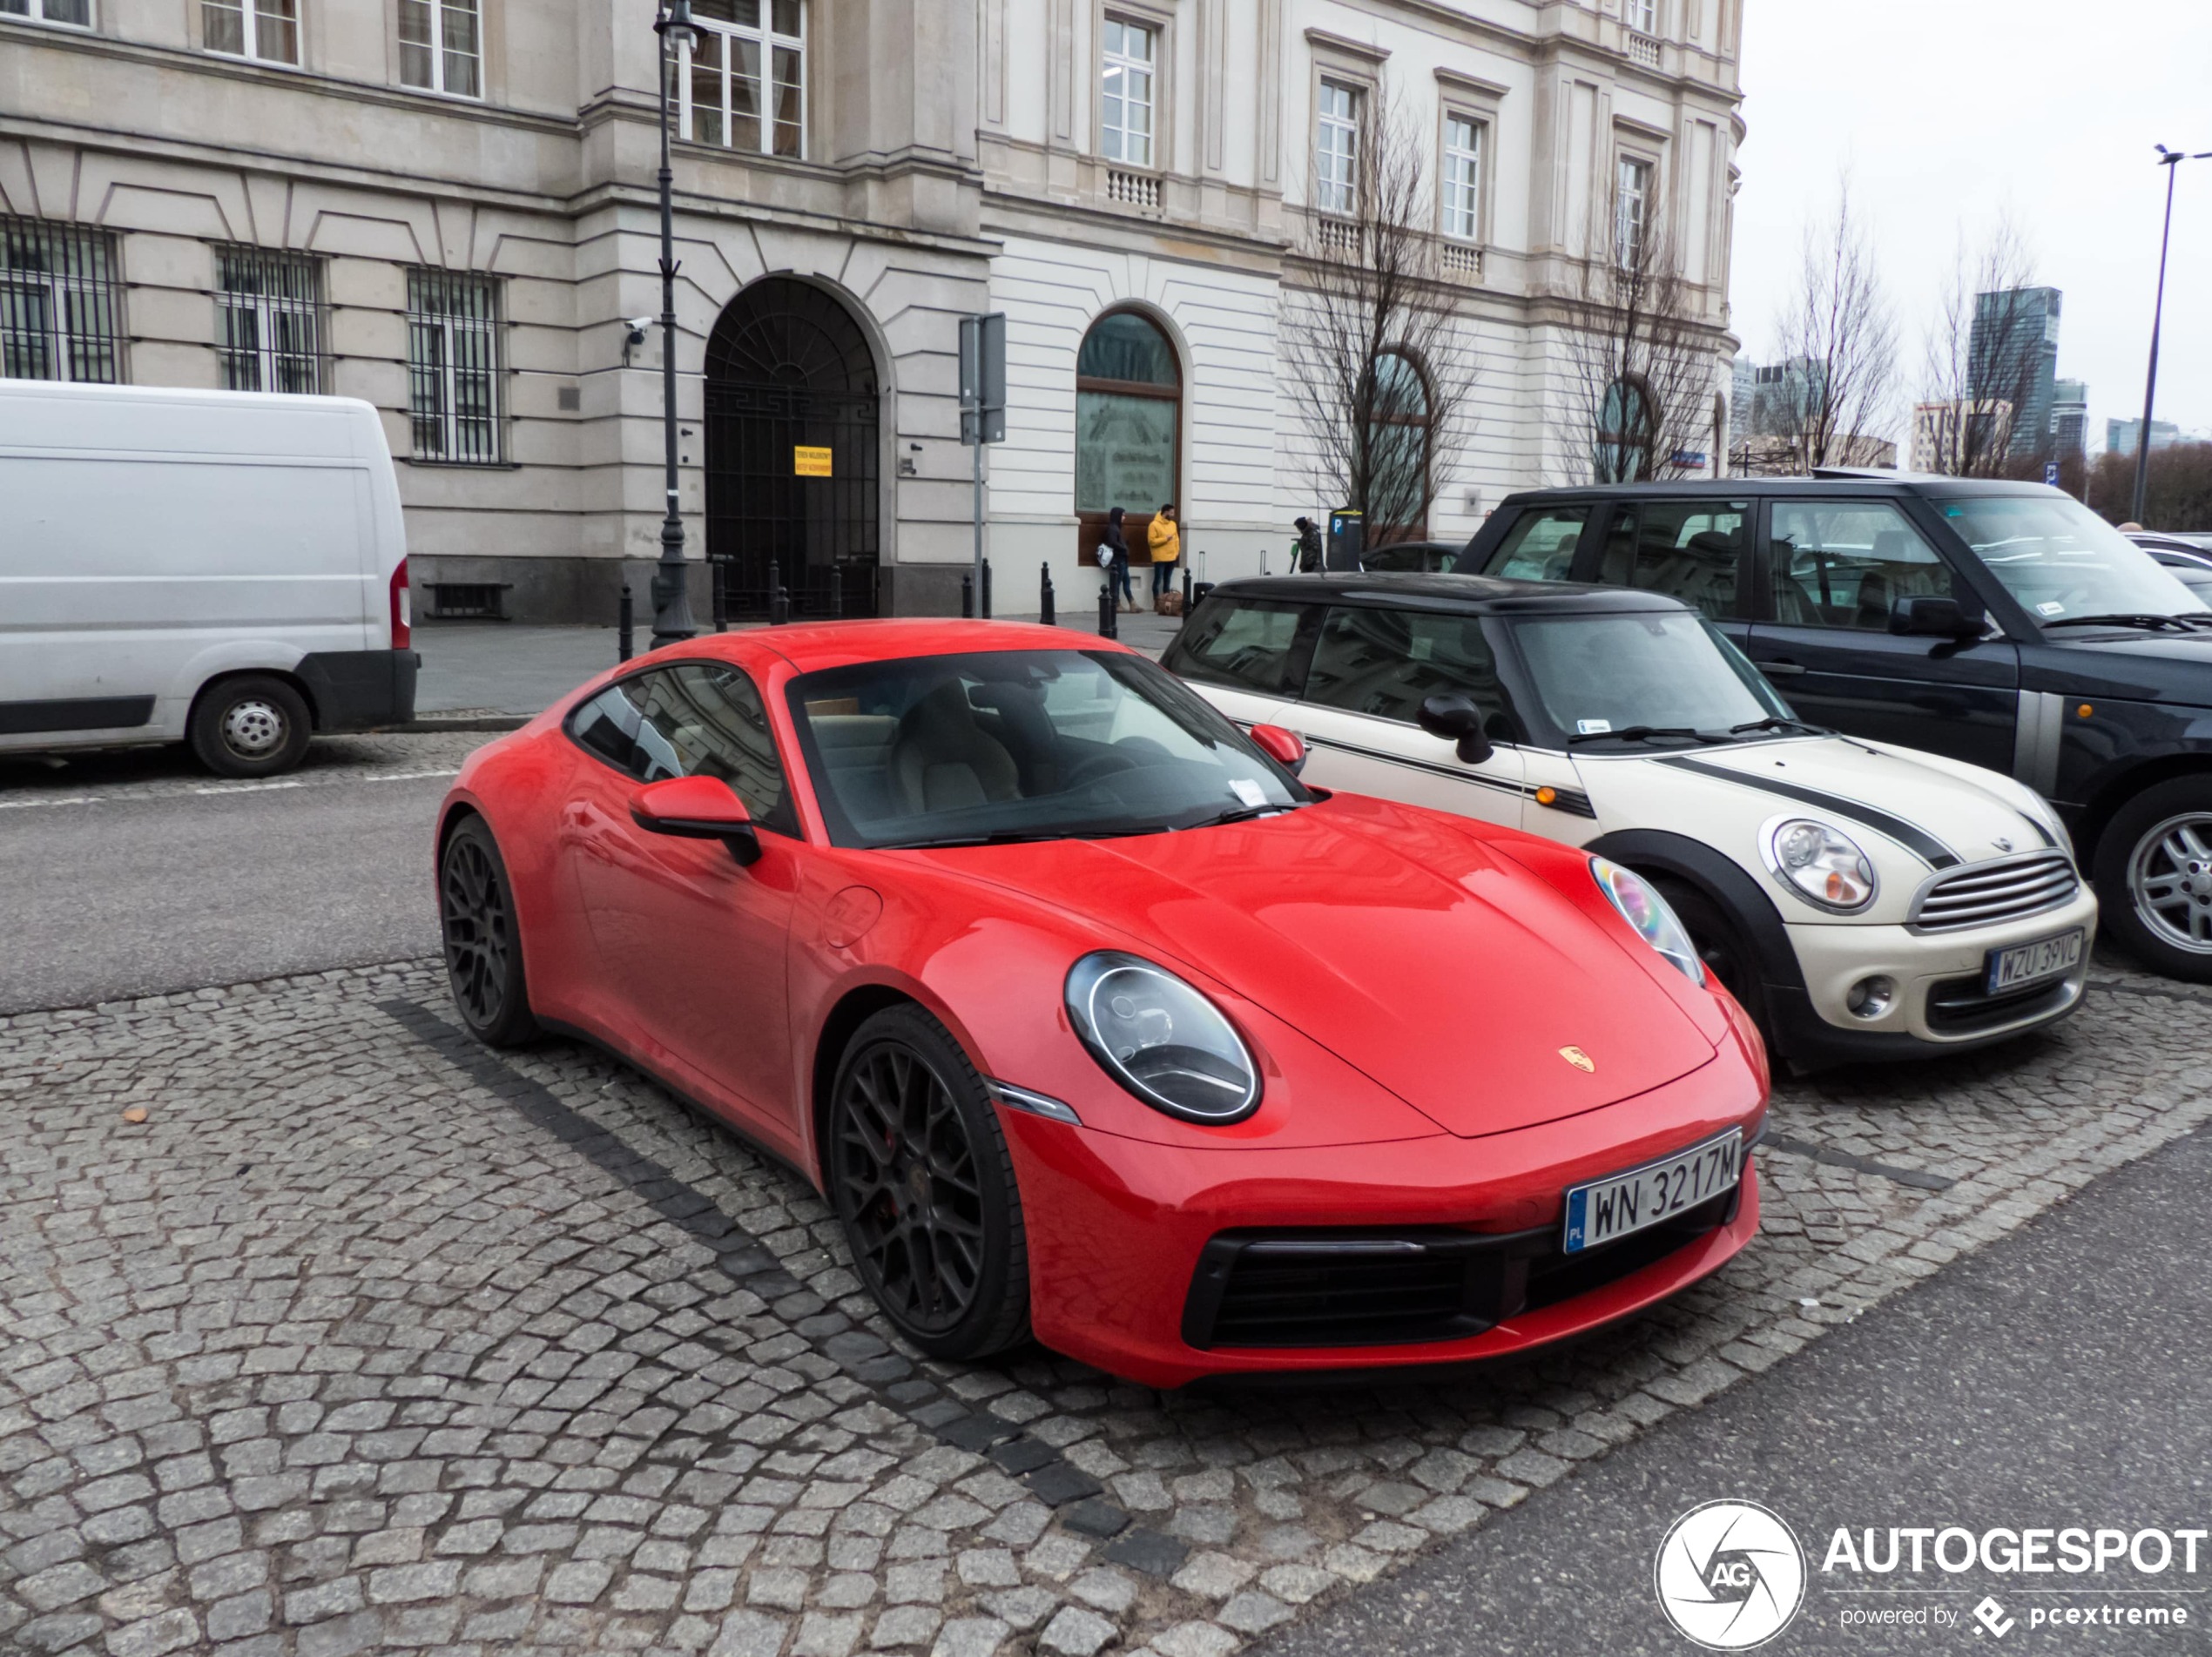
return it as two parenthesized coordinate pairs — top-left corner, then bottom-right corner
(1589, 858), (1706, 985)
(1064, 952), (1261, 1123)
(1764, 817), (1876, 912)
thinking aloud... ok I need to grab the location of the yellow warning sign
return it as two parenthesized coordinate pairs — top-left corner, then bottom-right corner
(793, 446), (833, 477)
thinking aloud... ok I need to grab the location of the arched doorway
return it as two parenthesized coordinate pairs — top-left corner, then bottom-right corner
(704, 278), (880, 618)
(1075, 308), (1180, 571)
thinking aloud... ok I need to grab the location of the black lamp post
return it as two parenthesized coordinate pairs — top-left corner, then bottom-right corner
(650, 0), (699, 646)
(2132, 145), (2211, 525)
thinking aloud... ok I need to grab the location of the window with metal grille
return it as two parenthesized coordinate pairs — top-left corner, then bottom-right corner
(1, 217), (123, 384)
(0, 1), (93, 26)
(678, 0), (805, 158)
(406, 270), (503, 464)
(1315, 79), (1359, 216)
(1442, 115), (1483, 241)
(217, 247), (323, 394)
(398, 0), (479, 98)
(203, 0), (297, 62)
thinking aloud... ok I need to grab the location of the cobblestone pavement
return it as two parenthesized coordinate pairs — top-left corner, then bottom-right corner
(5, 957), (2210, 1657)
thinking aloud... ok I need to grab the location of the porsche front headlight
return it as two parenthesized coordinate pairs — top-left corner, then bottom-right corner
(1764, 817), (1877, 913)
(1064, 952), (1260, 1123)
(1590, 858), (1706, 985)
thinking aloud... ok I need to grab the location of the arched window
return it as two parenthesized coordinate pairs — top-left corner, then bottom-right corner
(1364, 349), (1431, 544)
(1076, 309), (1181, 562)
(1595, 375), (1655, 483)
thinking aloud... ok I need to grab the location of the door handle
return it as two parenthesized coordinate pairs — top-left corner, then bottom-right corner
(1758, 659), (1808, 677)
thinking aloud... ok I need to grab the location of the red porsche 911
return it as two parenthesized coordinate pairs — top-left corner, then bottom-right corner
(434, 622), (1768, 1388)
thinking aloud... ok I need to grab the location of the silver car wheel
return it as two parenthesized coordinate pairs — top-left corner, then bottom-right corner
(221, 698), (289, 759)
(2127, 811), (2212, 954)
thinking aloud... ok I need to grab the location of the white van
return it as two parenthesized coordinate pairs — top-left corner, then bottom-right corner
(0, 380), (416, 777)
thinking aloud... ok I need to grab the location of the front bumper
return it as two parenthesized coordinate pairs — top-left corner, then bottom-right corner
(998, 1056), (1765, 1389)
(1777, 887), (2099, 1061)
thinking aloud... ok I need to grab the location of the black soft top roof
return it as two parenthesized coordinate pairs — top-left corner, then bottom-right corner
(1200, 572), (1691, 616)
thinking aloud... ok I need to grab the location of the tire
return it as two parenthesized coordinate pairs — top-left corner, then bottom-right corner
(438, 816), (543, 1047)
(1650, 875), (1777, 1049)
(826, 1006), (1031, 1361)
(188, 674), (313, 778)
(2094, 776), (2212, 983)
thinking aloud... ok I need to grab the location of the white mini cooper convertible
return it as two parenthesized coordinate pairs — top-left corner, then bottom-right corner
(1162, 574), (2096, 1068)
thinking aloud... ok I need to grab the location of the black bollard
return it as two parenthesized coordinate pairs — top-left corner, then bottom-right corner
(961, 572), (974, 619)
(830, 570), (844, 618)
(768, 560), (790, 625)
(1040, 562), (1055, 626)
(982, 558), (993, 619)
(1097, 583), (1117, 640)
(618, 583), (634, 662)
(711, 560), (727, 632)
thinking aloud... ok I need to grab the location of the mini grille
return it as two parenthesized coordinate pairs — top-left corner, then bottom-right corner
(1909, 850), (2079, 932)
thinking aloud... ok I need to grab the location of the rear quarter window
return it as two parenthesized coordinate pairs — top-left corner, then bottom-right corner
(1479, 506), (1589, 582)
(1161, 598), (1313, 696)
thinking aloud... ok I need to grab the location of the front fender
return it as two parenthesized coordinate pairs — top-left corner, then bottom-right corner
(1583, 827), (1807, 997)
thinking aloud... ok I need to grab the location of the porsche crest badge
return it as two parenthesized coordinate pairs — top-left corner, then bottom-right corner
(1560, 1046), (1595, 1073)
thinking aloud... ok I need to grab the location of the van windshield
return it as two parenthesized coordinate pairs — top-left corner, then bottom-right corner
(1508, 611), (1791, 750)
(1939, 495), (2210, 624)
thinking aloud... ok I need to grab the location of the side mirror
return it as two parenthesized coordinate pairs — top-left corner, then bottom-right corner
(630, 775), (761, 865)
(1890, 595), (1983, 639)
(1248, 723), (1307, 776)
(1416, 693), (1494, 765)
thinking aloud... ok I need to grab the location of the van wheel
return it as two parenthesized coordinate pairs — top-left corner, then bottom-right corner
(2095, 776), (2212, 982)
(190, 676), (312, 778)
(1650, 876), (1776, 1047)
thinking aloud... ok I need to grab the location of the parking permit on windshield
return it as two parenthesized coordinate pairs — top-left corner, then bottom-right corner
(1577, 718), (1612, 734)
(1231, 778), (1268, 808)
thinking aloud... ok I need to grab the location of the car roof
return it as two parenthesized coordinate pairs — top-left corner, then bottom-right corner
(1493, 475), (2060, 504)
(1203, 572), (1692, 615)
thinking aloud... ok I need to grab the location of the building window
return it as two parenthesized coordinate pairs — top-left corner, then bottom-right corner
(1100, 17), (1156, 169)
(0, 216), (123, 384)
(1595, 375), (1655, 482)
(1442, 115), (1482, 241)
(1614, 155), (1652, 268)
(1315, 79), (1359, 216)
(217, 247), (322, 394)
(1075, 309), (1180, 567)
(399, 0), (480, 98)
(1627, 0), (1658, 32)
(1366, 350), (1431, 543)
(678, 0), (805, 158)
(204, 0), (298, 63)
(407, 269), (502, 464)
(0, 0), (92, 25)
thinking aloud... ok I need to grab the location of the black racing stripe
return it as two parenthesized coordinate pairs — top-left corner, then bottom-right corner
(1653, 755), (1961, 869)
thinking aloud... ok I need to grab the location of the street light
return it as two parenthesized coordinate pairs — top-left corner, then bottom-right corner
(2131, 144), (2212, 525)
(649, 0), (699, 646)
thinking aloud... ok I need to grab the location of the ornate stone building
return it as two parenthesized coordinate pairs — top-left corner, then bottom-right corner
(0, 0), (1744, 621)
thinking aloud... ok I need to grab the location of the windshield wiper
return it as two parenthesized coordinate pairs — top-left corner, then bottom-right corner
(1184, 801), (1297, 830)
(2041, 612), (2199, 633)
(1566, 725), (1732, 746)
(1728, 716), (1834, 737)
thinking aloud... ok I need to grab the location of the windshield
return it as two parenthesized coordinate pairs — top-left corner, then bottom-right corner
(1939, 495), (2209, 623)
(1508, 610), (1791, 748)
(787, 650), (1306, 849)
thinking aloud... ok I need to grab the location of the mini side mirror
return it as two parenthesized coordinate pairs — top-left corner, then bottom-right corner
(1248, 723), (1307, 776)
(1416, 693), (1494, 765)
(1890, 595), (1984, 639)
(630, 775), (762, 865)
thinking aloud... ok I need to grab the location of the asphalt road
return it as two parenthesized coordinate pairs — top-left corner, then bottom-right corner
(1258, 1115), (2212, 1657)
(0, 745), (451, 1014)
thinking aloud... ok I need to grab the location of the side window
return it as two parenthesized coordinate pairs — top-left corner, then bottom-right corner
(1480, 506), (1589, 582)
(570, 664), (798, 835)
(1162, 599), (1313, 696)
(1303, 606), (1511, 731)
(1769, 502), (1950, 630)
(1596, 499), (1749, 621)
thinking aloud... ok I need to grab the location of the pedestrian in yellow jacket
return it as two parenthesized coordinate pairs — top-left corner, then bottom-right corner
(1146, 504), (1180, 611)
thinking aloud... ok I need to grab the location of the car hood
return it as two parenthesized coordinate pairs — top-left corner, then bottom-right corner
(1578, 738), (2058, 911)
(908, 797), (1718, 1138)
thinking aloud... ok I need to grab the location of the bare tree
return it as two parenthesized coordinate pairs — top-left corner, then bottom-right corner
(1767, 177), (1898, 471)
(1553, 173), (1720, 485)
(1921, 217), (2044, 478)
(1280, 81), (1477, 545)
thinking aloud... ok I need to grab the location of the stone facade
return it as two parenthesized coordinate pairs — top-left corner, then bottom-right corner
(0, 0), (1744, 622)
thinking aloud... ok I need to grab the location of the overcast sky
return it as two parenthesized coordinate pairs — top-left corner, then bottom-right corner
(1730, 0), (2212, 455)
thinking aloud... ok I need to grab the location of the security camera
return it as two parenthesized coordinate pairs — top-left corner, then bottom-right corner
(625, 317), (653, 346)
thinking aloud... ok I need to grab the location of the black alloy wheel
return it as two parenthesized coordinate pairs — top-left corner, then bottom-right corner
(828, 1006), (1029, 1360)
(439, 817), (541, 1048)
(1651, 876), (1777, 1052)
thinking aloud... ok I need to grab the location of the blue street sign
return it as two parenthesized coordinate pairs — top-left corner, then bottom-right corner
(2043, 462), (2060, 487)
